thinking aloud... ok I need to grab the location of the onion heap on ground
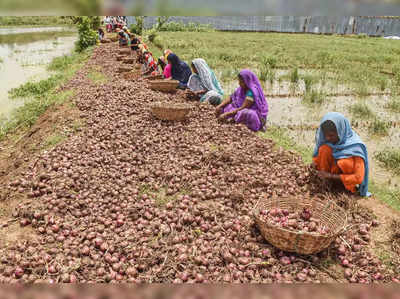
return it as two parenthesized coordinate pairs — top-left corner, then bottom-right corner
(1, 43), (397, 283)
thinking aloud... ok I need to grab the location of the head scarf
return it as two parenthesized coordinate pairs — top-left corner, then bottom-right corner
(313, 112), (370, 196)
(231, 69), (268, 120)
(191, 58), (224, 96)
(167, 53), (192, 85)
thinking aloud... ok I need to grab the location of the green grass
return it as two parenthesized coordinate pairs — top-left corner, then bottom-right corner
(87, 70), (107, 85)
(0, 16), (73, 27)
(369, 182), (400, 211)
(386, 97), (400, 112)
(375, 149), (400, 175)
(302, 89), (326, 106)
(368, 118), (390, 137)
(259, 66), (275, 85)
(350, 102), (375, 119)
(48, 54), (76, 71)
(259, 126), (313, 164)
(290, 68), (299, 83)
(9, 75), (63, 98)
(152, 31), (400, 93)
(42, 134), (66, 150)
(302, 74), (316, 93)
(0, 48), (92, 141)
(0, 31), (75, 46)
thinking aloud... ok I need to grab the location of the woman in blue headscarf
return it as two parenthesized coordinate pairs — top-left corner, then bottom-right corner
(166, 53), (192, 89)
(312, 112), (370, 197)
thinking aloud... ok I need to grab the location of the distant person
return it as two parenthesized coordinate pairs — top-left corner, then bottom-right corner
(311, 112), (370, 197)
(142, 50), (158, 76)
(215, 69), (268, 132)
(98, 28), (105, 41)
(118, 30), (130, 47)
(157, 56), (171, 79)
(187, 58), (224, 106)
(166, 53), (192, 89)
(105, 17), (112, 33)
(130, 34), (141, 51)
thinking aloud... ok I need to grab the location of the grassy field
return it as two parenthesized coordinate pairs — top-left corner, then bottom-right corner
(0, 16), (73, 27)
(150, 31), (400, 94)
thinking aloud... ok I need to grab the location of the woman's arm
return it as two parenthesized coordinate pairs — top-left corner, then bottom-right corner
(219, 97), (253, 119)
(215, 96), (232, 116)
(339, 157), (365, 185)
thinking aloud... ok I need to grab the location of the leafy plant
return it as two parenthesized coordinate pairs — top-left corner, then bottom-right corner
(75, 17), (98, 52)
(302, 75), (315, 93)
(290, 68), (299, 83)
(130, 16), (144, 35)
(302, 89), (325, 106)
(261, 55), (278, 69)
(259, 66), (275, 85)
(368, 118), (390, 136)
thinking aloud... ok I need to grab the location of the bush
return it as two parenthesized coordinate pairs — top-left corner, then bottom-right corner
(75, 17), (98, 53)
(130, 16), (144, 35)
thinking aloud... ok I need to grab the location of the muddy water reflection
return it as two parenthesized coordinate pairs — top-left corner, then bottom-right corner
(0, 28), (76, 120)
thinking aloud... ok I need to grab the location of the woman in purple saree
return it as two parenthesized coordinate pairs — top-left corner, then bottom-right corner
(215, 69), (268, 132)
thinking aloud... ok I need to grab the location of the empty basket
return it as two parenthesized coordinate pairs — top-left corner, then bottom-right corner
(149, 80), (179, 93)
(151, 102), (191, 121)
(253, 197), (347, 255)
(117, 66), (132, 73)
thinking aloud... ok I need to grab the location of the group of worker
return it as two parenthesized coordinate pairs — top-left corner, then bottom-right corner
(109, 26), (370, 199)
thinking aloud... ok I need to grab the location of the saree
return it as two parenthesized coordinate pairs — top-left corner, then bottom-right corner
(223, 69), (268, 132)
(188, 58), (224, 105)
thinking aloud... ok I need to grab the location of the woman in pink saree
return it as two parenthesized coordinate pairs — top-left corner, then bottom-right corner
(215, 69), (268, 132)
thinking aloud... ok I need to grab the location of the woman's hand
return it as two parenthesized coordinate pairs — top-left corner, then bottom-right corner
(215, 105), (224, 117)
(218, 112), (231, 121)
(317, 171), (332, 180)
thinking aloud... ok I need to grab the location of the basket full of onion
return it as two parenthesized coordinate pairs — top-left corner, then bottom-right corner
(253, 197), (347, 255)
(151, 102), (191, 121)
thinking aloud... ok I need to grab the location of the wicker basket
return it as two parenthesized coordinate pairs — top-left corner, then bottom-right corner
(151, 102), (191, 121)
(149, 80), (179, 93)
(110, 37), (118, 42)
(100, 39), (111, 44)
(116, 55), (125, 61)
(253, 197), (347, 255)
(117, 66), (132, 73)
(123, 57), (135, 64)
(144, 74), (164, 81)
(118, 49), (130, 56)
(123, 70), (141, 81)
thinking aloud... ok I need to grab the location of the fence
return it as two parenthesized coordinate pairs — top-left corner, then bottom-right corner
(126, 16), (400, 36)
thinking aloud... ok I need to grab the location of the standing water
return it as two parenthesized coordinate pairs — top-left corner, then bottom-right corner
(0, 27), (77, 120)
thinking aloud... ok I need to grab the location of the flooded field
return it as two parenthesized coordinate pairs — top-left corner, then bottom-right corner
(0, 27), (77, 120)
